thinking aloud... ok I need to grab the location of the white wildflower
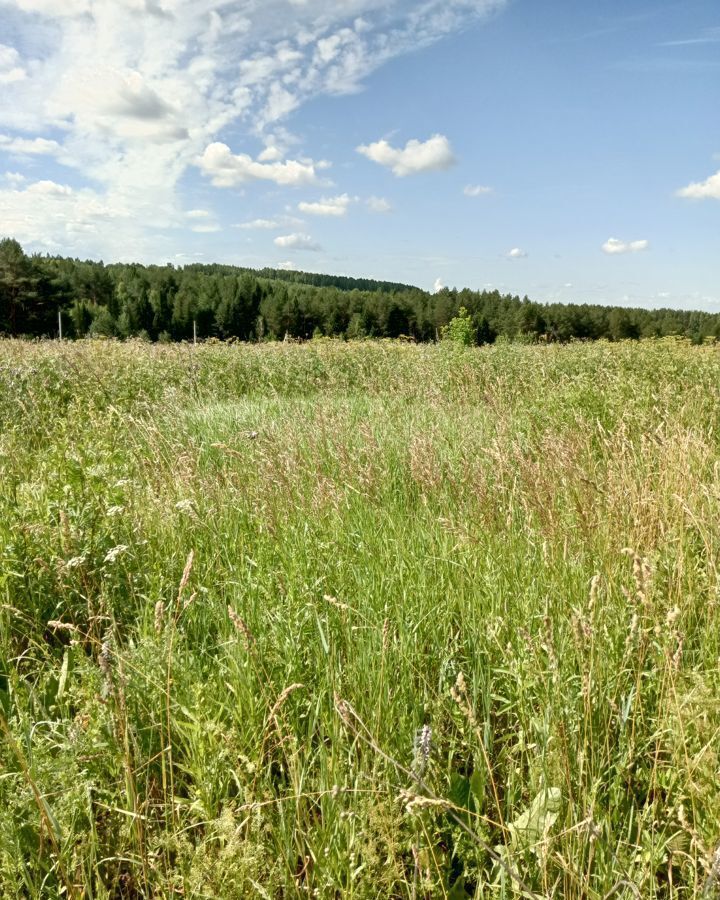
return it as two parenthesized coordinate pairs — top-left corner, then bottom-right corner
(104, 545), (129, 564)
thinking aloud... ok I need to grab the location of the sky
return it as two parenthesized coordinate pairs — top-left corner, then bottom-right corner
(0, 0), (718, 310)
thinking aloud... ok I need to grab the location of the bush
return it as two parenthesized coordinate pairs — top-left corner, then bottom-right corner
(441, 306), (476, 346)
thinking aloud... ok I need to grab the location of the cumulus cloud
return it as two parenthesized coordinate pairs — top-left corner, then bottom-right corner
(103, 71), (177, 122)
(11, 0), (91, 15)
(602, 237), (649, 255)
(277, 260), (295, 270)
(366, 195), (391, 213)
(676, 169), (720, 200)
(508, 247), (527, 259)
(0, 45), (20, 68)
(258, 145), (284, 162)
(464, 184), (492, 197)
(274, 232), (321, 251)
(197, 142), (327, 188)
(3, 171), (27, 185)
(184, 208), (221, 232)
(357, 134), (456, 176)
(191, 223), (222, 233)
(0, 43), (26, 84)
(0, 134), (62, 155)
(298, 193), (353, 216)
(0, 178), (122, 255)
(234, 216), (303, 230)
(0, 0), (506, 257)
(432, 277), (445, 293)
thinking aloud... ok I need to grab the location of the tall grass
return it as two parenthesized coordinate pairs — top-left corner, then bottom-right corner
(0, 337), (719, 898)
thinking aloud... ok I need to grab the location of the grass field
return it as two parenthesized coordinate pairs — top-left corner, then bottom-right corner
(1, 337), (719, 899)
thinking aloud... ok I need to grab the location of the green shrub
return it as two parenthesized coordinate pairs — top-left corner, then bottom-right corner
(441, 306), (476, 346)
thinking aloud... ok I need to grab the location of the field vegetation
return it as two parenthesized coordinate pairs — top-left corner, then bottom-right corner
(1, 337), (719, 898)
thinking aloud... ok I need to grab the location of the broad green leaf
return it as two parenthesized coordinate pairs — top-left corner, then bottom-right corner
(508, 786), (562, 851)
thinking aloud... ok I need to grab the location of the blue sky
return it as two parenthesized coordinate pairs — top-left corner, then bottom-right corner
(0, 0), (718, 310)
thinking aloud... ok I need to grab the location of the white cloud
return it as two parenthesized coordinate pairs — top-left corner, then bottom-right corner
(0, 134), (61, 155)
(11, 0), (91, 15)
(191, 223), (222, 233)
(258, 145), (283, 162)
(659, 27), (720, 47)
(0, 174), (188, 260)
(184, 208), (222, 232)
(676, 169), (720, 200)
(277, 260), (295, 270)
(0, 0), (506, 257)
(0, 178), (121, 253)
(464, 184), (492, 197)
(197, 142), (326, 188)
(0, 45), (21, 69)
(0, 70), (26, 85)
(298, 193), (353, 216)
(4, 171), (27, 186)
(0, 43), (26, 84)
(602, 237), (649, 255)
(366, 195), (391, 213)
(508, 247), (527, 259)
(357, 134), (456, 176)
(233, 215), (303, 230)
(274, 232), (321, 251)
(432, 277), (444, 293)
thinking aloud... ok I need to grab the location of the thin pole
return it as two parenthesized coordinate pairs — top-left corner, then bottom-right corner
(193, 320), (197, 346)
(58, 309), (63, 340)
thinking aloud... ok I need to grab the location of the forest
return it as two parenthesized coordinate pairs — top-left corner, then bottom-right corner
(1, 236), (718, 344)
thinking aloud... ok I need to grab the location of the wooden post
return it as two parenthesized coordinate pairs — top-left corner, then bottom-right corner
(58, 309), (63, 340)
(193, 320), (197, 346)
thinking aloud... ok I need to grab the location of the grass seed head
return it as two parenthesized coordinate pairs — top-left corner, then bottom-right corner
(154, 600), (165, 633)
(228, 606), (254, 647)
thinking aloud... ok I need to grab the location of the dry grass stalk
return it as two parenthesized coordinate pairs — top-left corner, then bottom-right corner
(399, 788), (449, 815)
(48, 619), (80, 634)
(228, 606), (255, 648)
(323, 593), (350, 612)
(176, 549), (194, 604)
(269, 683), (304, 724)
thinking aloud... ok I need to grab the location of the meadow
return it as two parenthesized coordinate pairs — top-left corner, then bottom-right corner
(0, 337), (719, 899)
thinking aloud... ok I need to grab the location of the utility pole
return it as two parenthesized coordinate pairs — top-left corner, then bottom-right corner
(58, 309), (63, 340)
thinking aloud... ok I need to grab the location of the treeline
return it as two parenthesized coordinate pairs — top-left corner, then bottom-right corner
(1, 237), (719, 344)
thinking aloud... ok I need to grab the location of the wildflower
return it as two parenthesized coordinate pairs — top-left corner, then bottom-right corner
(104, 545), (129, 564)
(413, 724), (432, 776)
